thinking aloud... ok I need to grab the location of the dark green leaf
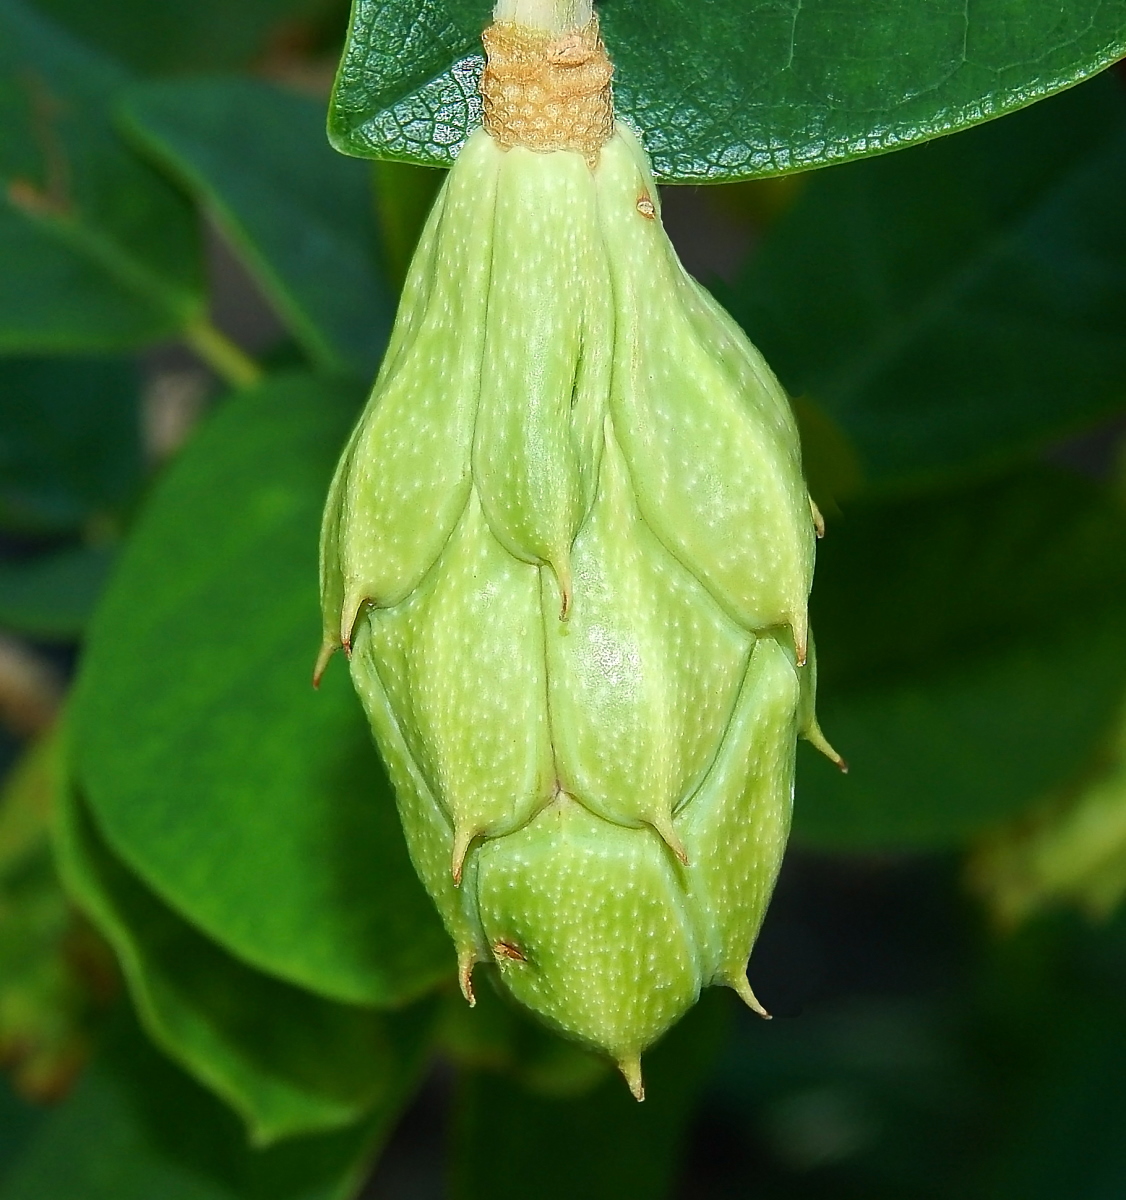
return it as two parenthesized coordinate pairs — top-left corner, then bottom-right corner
(0, 544), (116, 640)
(55, 778), (435, 1145)
(0, 357), (142, 534)
(450, 988), (730, 1200)
(796, 469), (1126, 849)
(729, 75), (1126, 492)
(0, 0), (203, 352)
(329, 0), (1126, 180)
(0, 1011), (390, 1200)
(29, 0), (337, 74)
(70, 371), (451, 1005)
(120, 79), (392, 377)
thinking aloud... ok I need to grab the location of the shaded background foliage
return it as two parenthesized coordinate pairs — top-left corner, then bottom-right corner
(2, 0), (1126, 1195)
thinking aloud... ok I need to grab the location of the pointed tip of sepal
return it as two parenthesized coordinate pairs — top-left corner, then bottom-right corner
(312, 640), (337, 689)
(339, 590), (371, 658)
(617, 1053), (645, 1101)
(810, 497), (825, 539)
(451, 825), (477, 886)
(553, 554), (574, 622)
(731, 974), (771, 1019)
(791, 612), (809, 667)
(803, 718), (846, 772)
(651, 814), (689, 865)
(458, 951), (477, 1007)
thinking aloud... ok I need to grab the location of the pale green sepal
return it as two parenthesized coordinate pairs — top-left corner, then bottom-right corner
(675, 633), (799, 992)
(374, 167), (449, 387)
(365, 492), (556, 879)
(336, 130), (505, 635)
(545, 430), (752, 849)
(473, 145), (612, 610)
(595, 128), (814, 650)
(316, 419), (359, 675)
(348, 622), (489, 984)
(474, 797), (702, 1065)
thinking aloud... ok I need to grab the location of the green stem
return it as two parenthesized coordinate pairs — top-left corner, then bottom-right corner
(183, 320), (263, 390)
(492, 0), (592, 33)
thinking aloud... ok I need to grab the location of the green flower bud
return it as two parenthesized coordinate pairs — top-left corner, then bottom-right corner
(319, 14), (840, 1097)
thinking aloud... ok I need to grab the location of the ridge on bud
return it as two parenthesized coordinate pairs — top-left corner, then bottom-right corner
(319, 12), (840, 1098)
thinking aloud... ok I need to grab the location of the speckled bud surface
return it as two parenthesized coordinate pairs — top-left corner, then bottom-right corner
(319, 119), (839, 1098)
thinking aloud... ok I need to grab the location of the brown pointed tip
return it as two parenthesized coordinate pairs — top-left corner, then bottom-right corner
(810, 498), (826, 539)
(804, 720), (846, 772)
(339, 591), (370, 660)
(652, 816), (689, 865)
(552, 557), (574, 622)
(458, 952), (476, 1008)
(312, 641), (337, 689)
(450, 827), (475, 887)
(791, 614), (809, 668)
(732, 974), (772, 1020)
(618, 1054), (645, 1102)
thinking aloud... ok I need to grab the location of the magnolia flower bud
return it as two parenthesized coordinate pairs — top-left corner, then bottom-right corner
(318, 13), (840, 1098)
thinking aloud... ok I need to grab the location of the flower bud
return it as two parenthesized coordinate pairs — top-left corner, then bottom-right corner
(319, 14), (840, 1097)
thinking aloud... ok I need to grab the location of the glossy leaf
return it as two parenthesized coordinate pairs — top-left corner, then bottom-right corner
(329, 0), (1126, 180)
(29, 0), (335, 74)
(70, 372), (452, 1006)
(0, 1011), (391, 1200)
(0, 357), (142, 534)
(55, 780), (434, 1145)
(0, 0), (203, 352)
(729, 75), (1126, 492)
(795, 468), (1126, 849)
(0, 544), (116, 640)
(450, 988), (730, 1200)
(120, 79), (392, 377)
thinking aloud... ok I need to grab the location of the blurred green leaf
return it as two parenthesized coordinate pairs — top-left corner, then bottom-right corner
(450, 989), (730, 1200)
(29, 0), (338, 74)
(55, 778), (434, 1146)
(0, 0), (203, 352)
(728, 75), (1126, 493)
(796, 469), (1126, 849)
(0, 544), (117, 640)
(0, 1011), (391, 1200)
(120, 78), (391, 377)
(0, 732), (111, 1103)
(371, 159), (443, 288)
(0, 356), (141, 535)
(70, 371), (451, 1006)
(329, 0), (1126, 179)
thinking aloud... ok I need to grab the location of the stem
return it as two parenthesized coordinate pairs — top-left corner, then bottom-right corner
(183, 320), (264, 390)
(492, 0), (592, 34)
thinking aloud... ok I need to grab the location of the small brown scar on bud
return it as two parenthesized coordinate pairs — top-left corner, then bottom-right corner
(636, 193), (657, 220)
(492, 940), (527, 964)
